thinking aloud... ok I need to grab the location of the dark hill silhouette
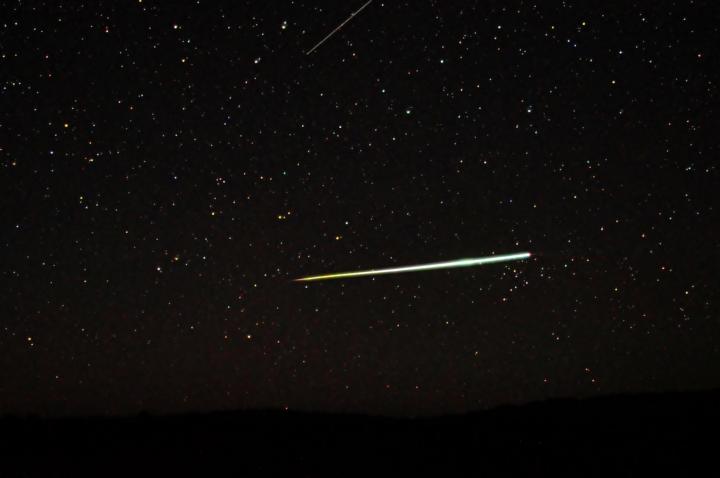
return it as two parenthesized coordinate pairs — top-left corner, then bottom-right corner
(2, 388), (718, 476)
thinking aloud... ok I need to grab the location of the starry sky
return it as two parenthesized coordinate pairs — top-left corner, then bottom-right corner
(1, 0), (718, 416)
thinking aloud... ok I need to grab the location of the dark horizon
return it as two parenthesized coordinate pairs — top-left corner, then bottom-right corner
(3, 384), (719, 420)
(3, 388), (719, 476)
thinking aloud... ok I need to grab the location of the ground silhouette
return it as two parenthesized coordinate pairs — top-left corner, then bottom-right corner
(2, 388), (718, 476)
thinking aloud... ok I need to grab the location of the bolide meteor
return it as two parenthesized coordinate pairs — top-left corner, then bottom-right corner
(294, 252), (531, 282)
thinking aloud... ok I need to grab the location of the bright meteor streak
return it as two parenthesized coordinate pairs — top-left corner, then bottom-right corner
(294, 252), (531, 282)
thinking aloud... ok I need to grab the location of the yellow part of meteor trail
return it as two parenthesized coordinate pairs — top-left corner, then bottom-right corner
(294, 252), (531, 282)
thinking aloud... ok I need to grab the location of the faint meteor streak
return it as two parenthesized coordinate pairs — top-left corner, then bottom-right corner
(294, 252), (531, 282)
(305, 0), (374, 55)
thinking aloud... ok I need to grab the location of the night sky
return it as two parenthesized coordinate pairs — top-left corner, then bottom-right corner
(1, 0), (718, 417)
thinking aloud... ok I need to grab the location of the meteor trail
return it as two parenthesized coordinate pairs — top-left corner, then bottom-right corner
(305, 0), (374, 55)
(294, 252), (531, 282)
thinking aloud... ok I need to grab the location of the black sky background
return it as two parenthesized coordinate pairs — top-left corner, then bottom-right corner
(1, 0), (718, 416)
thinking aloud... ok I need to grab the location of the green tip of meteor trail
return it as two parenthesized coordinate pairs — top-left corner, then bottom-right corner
(293, 252), (531, 282)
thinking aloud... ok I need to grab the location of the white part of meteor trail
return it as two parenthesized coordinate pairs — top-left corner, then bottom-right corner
(305, 0), (374, 55)
(294, 252), (532, 282)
